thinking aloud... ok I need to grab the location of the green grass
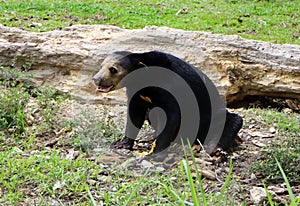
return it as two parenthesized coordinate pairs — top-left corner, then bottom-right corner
(71, 107), (122, 155)
(0, 84), (30, 134)
(0, 0), (299, 44)
(0, 144), (241, 205)
(0, 148), (99, 204)
(243, 108), (300, 184)
(263, 159), (300, 206)
(275, 157), (298, 206)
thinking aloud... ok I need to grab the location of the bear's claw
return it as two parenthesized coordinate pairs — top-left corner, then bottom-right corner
(133, 140), (157, 157)
(110, 137), (134, 150)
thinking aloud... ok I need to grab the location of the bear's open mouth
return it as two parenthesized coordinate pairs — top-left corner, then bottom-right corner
(96, 85), (114, 93)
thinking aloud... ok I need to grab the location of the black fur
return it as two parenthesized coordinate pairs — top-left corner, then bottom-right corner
(106, 51), (243, 153)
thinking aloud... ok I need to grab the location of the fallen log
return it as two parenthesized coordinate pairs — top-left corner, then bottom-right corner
(0, 24), (299, 106)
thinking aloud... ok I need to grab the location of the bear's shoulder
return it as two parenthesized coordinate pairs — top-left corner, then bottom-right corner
(129, 51), (194, 73)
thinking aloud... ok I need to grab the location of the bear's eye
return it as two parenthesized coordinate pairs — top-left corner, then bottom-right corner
(109, 67), (118, 74)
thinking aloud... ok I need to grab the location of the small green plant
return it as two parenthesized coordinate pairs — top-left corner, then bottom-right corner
(275, 157), (298, 206)
(0, 84), (30, 134)
(244, 108), (300, 183)
(33, 86), (66, 124)
(71, 107), (122, 154)
(0, 66), (20, 80)
(181, 141), (200, 205)
(0, 148), (104, 204)
(263, 158), (300, 206)
(0, 63), (33, 80)
(252, 130), (299, 183)
(0, 65), (67, 135)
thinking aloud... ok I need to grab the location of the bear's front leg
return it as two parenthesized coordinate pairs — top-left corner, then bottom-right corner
(152, 112), (181, 153)
(110, 95), (148, 151)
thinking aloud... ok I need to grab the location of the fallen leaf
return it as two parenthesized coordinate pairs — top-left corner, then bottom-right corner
(250, 131), (274, 138)
(252, 140), (266, 147)
(65, 148), (79, 160)
(55, 128), (66, 138)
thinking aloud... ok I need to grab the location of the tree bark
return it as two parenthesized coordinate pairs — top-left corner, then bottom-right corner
(0, 24), (299, 106)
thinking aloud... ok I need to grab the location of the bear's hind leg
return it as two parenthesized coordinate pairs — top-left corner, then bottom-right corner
(153, 114), (181, 153)
(218, 111), (243, 150)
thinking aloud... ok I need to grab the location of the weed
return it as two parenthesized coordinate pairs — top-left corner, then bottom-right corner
(179, 141), (237, 206)
(249, 109), (300, 183)
(263, 158), (300, 206)
(252, 137), (300, 183)
(71, 106), (122, 154)
(32, 86), (66, 124)
(0, 84), (30, 134)
(0, 65), (22, 81)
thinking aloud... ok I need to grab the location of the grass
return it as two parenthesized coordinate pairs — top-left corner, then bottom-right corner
(0, 0), (299, 44)
(275, 157), (298, 206)
(71, 107), (122, 155)
(0, 83), (30, 134)
(245, 108), (300, 183)
(0, 148), (100, 204)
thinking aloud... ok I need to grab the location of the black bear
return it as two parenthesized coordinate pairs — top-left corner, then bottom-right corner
(93, 51), (243, 154)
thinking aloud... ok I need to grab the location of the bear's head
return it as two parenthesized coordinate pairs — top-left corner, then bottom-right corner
(93, 51), (133, 92)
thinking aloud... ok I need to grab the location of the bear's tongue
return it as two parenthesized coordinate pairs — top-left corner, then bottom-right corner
(96, 85), (113, 93)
